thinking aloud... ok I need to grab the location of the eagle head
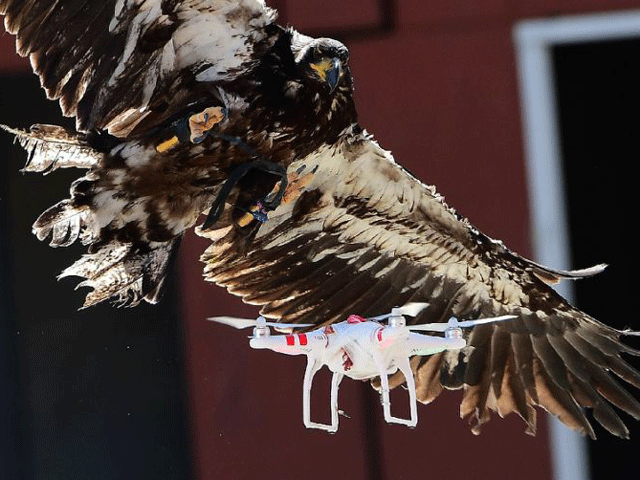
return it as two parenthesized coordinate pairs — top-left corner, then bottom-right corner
(256, 29), (358, 148)
(293, 36), (351, 94)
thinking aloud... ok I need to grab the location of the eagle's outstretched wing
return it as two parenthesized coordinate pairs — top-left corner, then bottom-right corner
(1, 0), (276, 134)
(200, 128), (640, 438)
(2, 1), (639, 439)
(3, 1), (364, 310)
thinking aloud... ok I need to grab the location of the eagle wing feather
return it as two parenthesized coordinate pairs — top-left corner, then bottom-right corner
(1, 0), (276, 133)
(2, 0), (639, 440)
(199, 130), (640, 438)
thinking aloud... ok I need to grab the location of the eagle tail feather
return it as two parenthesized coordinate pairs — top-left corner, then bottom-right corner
(2, 123), (103, 173)
(59, 237), (181, 308)
(33, 199), (97, 247)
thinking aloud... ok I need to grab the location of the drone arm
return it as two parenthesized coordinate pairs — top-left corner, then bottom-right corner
(406, 332), (466, 356)
(250, 332), (325, 356)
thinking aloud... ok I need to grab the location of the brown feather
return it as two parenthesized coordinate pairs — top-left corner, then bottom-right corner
(533, 357), (595, 439)
(414, 354), (445, 405)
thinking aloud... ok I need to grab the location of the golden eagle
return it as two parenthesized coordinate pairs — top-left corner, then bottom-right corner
(1, 0), (639, 439)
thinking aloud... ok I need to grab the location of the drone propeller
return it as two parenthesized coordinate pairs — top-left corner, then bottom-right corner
(368, 302), (429, 321)
(208, 315), (314, 330)
(408, 315), (518, 332)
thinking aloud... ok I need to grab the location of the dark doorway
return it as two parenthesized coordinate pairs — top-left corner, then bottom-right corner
(0, 75), (192, 480)
(553, 38), (640, 480)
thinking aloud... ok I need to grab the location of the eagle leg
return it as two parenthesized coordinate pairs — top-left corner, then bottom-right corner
(234, 164), (318, 227)
(155, 106), (228, 152)
(201, 159), (288, 231)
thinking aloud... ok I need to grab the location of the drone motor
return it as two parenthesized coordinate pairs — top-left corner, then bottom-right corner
(444, 317), (463, 339)
(252, 316), (271, 338)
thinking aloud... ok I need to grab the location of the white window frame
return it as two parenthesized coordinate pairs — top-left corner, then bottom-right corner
(513, 10), (640, 480)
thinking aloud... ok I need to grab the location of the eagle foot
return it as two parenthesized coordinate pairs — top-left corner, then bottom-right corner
(235, 164), (317, 227)
(201, 159), (288, 231)
(281, 164), (317, 204)
(189, 106), (227, 143)
(155, 106), (227, 152)
(236, 200), (270, 227)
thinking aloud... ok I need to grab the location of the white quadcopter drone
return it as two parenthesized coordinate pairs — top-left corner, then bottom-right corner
(209, 303), (516, 433)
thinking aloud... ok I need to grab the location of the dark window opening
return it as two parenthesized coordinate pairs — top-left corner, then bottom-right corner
(553, 38), (640, 480)
(0, 75), (192, 480)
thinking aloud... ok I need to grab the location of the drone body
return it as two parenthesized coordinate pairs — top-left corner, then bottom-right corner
(211, 305), (515, 432)
(250, 315), (465, 373)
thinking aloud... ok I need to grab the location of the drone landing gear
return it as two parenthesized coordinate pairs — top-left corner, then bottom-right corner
(376, 354), (418, 428)
(302, 357), (344, 433)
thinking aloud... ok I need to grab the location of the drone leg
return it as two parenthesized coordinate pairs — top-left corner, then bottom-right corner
(302, 357), (339, 433)
(397, 356), (418, 428)
(330, 372), (344, 431)
(374, 352), (417, 427)
(371, 350), (394, 424)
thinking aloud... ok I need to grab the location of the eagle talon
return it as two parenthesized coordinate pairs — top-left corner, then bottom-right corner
(282, 166), (317, 204)
(201, 159), (288, 231)
(189, 106), (227, 143)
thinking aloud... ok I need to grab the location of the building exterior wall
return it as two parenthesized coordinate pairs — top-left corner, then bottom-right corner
(179, 1), (537, 478)
(2, 1), (640, 479)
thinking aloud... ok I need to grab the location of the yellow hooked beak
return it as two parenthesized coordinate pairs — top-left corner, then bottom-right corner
(309, 57), (342, 92)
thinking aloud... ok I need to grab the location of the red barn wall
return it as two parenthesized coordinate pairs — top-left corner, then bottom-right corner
(177, 2), (639, 479)
(2, 1), (639, 479)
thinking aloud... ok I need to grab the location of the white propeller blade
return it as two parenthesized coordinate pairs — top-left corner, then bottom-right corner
(619, 328), (640, 336)
(456, 315), (518, 328)
(408, 315), (517, 332)
(208, 316), (314, 330)
(368, 302), (429, 321)
(208, 316), (259, 329)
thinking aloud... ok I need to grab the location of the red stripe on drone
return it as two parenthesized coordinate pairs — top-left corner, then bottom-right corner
(377, 328), (384, 342)
(286, 335), (295, 346)
(298, 333), (308, 346)
(347, 314), (366, 324)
